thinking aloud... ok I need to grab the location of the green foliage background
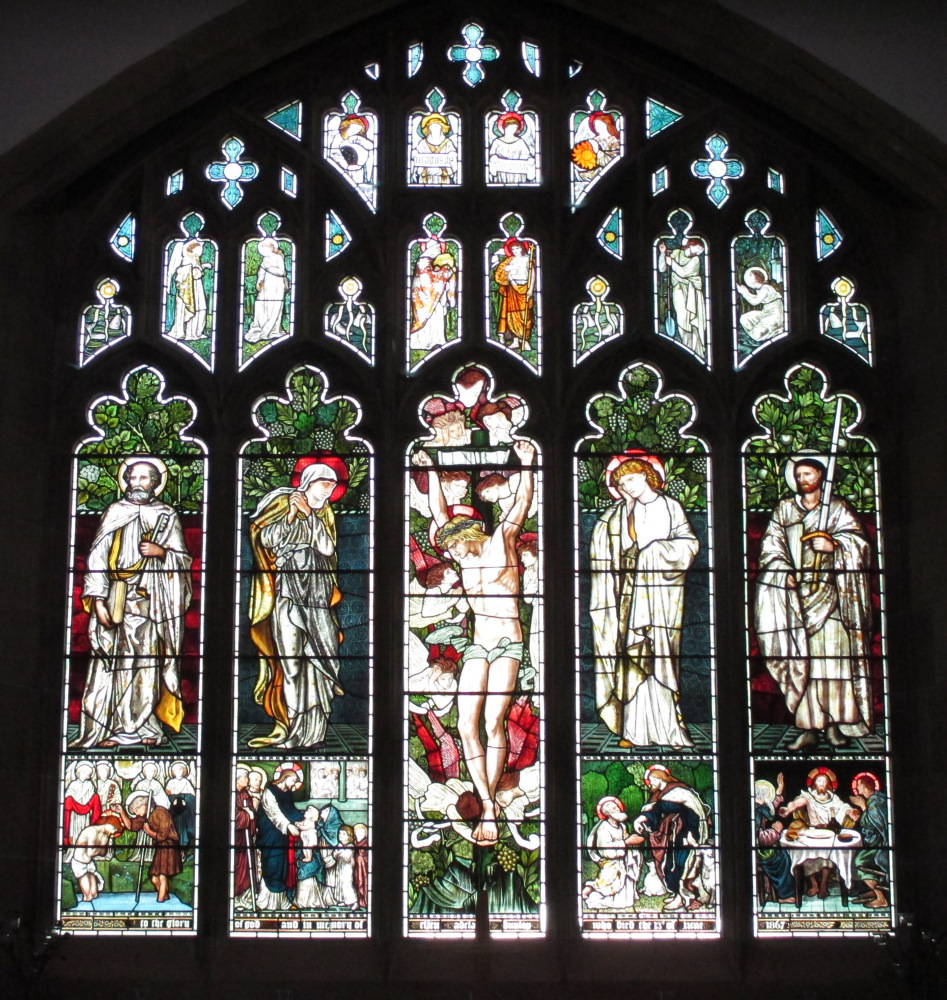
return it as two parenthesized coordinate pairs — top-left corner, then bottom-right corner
(242, 366), (370, 514)
(744, 364), (876, 513)
(76, 367), (204, 513)
(577, 364), (706, 513)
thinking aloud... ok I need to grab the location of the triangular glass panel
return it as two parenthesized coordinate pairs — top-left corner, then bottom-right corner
(109, 214), (136, 261)
(596, 207), (622, 259)
(265, 100), (303, 140)
(645, 98), (683, 137)
(364, 63), (380, 80)
(568, 61), (583, 78)
(816, 209), (843, 260)
(326, 210), (352, 260)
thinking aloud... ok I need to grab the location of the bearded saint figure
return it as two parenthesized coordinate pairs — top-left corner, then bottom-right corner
(754, 457), (872, 751)
(71, 457), (192, 748)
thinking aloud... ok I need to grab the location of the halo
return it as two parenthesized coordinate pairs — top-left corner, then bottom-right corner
(116, 455), (169, 498)
(497, 111), (526, 136)
(605, 451), (666, 499)
(292, 453), (349, 505)
(503, 237), (529, 256)
(784, 452), (829, 493)
(851, 771), (881, 794)
(248, 765), (268, 787)
(419, 111), (451, 137)
(169, 760), (190, 778)
(595, 795), (625, 821)
(273, 761), (304, 784)
(806, 766), (838, 790)
(644, 764), (672, 786)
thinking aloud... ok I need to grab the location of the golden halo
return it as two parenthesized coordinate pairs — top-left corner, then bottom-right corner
(116, 455), (169, 498)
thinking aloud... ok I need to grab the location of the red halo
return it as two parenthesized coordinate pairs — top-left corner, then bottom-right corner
(806, 766), (838, 790)
(292, 453), (349, 504)
(588, 111), (619, 137)
(503, 237), (530, 257)
(851, 771), (881, 794)
(497, 111), (526, 135)
(605, 451), (666, 499)
(595, 795), (625, 821)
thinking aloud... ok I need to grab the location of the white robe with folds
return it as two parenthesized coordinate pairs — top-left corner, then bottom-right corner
(590, 494), (699, 747)
(584, 818), (641, 910)
(73, 498), (192, 747)
(258, 507), (340, 747)
(754, 494), (872, 735)
(244, 251), (287, 343)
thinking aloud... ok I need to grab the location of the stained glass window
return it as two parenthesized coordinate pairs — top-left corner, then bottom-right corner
(52, 7), (900, 956)
(232, 366), (373, 936)
(745, 365), (890, 935)
(576, 364), (718, 936)
(60, 367), (206, 934)
(405, 366), (543, 937)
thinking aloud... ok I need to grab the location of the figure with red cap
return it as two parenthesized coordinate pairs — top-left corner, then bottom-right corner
(582, 795), (645, 910)
(590, 455), (699, 749)
(248, 460), (346, 748)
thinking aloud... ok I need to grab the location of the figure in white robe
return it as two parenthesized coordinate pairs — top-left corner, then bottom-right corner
(754, 458), (872, 750)
(487, 114), (537, 184)
(248, 463), (343, 748)
(657, 240), (707, 359)
(323, 827), (359, 908)
(244, 238), (289, 343)
(167, 239), (210, 342)
(410, 246), (456, 351)
(63, 762), (100, 846)
(583, 796), (643, 910)
(590, 459), (699, 748)
(737, 267), (784, 344)
(71, 459), (192, 748)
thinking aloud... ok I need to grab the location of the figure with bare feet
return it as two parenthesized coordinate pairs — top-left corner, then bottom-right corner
(413, 439), (535, 845)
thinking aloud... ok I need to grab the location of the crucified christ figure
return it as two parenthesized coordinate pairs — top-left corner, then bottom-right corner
(413, 439), (535, 845)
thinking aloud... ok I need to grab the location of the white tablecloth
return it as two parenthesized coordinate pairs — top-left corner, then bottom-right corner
(779, 829), (863, 886)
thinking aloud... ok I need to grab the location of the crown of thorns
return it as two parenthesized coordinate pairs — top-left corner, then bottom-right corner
(436, 517), (483, 543)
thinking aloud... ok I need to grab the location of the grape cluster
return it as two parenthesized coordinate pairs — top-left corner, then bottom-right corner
(314, 428), (334, 449)
(494, 842), (518, 873)
(660, 427), (679, 450)
(411, 873), (431, 889)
